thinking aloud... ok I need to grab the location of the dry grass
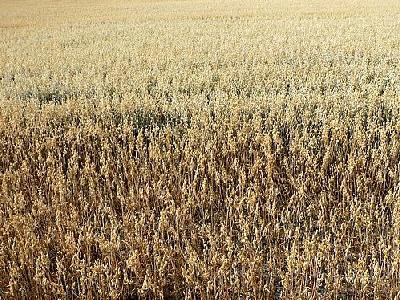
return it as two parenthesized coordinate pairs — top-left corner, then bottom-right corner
(1, 0), (400, 299)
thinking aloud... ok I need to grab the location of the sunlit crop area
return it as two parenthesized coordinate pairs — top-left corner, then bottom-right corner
(1, 0), (400, 299)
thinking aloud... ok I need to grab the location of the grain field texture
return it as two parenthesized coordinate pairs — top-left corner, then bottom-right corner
(1, 0), (400, 299)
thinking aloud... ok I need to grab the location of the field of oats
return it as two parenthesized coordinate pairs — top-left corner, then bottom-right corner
(1, 0), (400, 299)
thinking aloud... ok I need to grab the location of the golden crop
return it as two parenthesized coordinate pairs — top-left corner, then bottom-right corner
(1, 0), (400, 299)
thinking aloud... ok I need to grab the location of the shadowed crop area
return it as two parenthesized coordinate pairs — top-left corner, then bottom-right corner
(1, 0), (400, 299)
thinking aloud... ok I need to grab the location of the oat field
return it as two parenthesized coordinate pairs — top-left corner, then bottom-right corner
(1, 0), (400, 299)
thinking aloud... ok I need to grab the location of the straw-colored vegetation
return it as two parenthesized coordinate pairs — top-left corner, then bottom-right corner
(1, 0), (400, 299)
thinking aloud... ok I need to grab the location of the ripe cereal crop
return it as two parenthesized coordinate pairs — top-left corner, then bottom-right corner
(1, 0), (400, 299)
